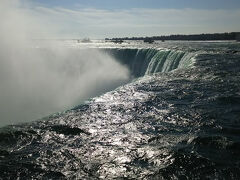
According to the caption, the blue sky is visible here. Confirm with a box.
[33,0,240,10]
[20,0,240,38]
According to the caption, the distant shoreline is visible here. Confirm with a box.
[106,32,240,42]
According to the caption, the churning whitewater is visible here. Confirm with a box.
[0,41,240,179]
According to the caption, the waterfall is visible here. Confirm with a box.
[103,48,196,77]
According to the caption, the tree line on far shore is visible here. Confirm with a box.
[106,32,240,41]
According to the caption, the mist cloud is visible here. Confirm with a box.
[0,1,130,127]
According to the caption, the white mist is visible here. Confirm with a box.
[0,1,130,127]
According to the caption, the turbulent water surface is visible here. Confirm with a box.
[0,41,240,179]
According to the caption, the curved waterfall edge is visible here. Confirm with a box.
[102,48,197,78]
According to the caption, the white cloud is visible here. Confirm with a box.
[19,4,240,38]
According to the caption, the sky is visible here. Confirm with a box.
[32,0,240,10]
[20,0,240,38]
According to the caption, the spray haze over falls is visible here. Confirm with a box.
[0,38,196,127]
[0,1,196,127]
[0,44,133,127]
[0,1,132,127]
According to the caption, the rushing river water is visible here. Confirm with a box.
[0,41,240,179]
